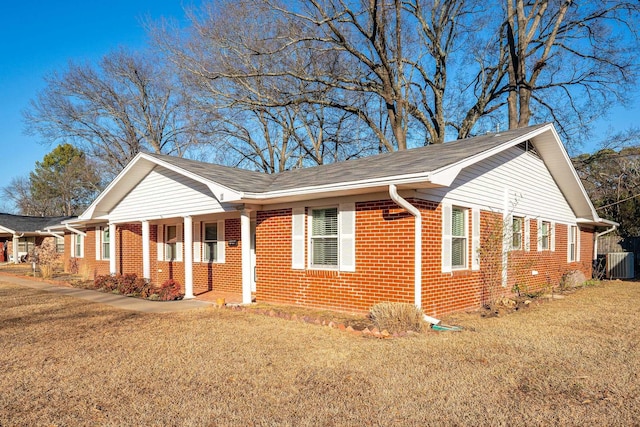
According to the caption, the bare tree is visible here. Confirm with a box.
[501,0,639,137]
[24,48,206,175]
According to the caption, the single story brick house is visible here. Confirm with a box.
[0,214,71,263]
[49,123,615,316]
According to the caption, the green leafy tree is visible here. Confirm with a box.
[28,144,102,216]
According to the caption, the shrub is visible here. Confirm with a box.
[94,275,119,292]
[369,302,425,333]
[156,279,184,301]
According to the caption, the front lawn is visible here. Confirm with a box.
[1,280,638,425]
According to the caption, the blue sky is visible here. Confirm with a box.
[0,1,638,209]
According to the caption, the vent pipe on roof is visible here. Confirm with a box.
[388,184,440,325]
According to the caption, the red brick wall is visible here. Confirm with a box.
[255,199,596,316]
[63,221,243,295]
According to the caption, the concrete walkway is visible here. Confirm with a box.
[0,273,213,313]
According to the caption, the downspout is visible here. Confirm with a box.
[388,184,440,325]
[594,224,617,260]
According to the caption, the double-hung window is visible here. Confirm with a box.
[102,227,110,260]
[310,207,339,268]
[55,237,64,254]
[73,234,84,258]
[451,207,467,269]
[568,225,578,262]
[203,223,218,262]
[18,237,35,254]
[541,221,551,250]
[512,217,523,250]
[165,225,177,261]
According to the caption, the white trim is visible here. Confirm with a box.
[108,223,116,274]
[524,217,531,252]
[183,216,194,299]
[441,203,452,273]
[216,220,225,263]
[471,207,480,271]
[291,207,306,269]
[95,226,101,261]
[193,221,201,263]
[338,202,356,272]
[156,224,164,261]
[142,220,150,280]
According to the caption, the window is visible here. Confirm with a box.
[165,225,177,261]
[541,221,550,250]
[310,207,339,268]
[512,217,523,250]
[569,225,578,262]
[203,223,218,262]
[451,207,467,269]
[73,234,84,258]
[55,237,64,254]
[102,227,110,260]
[17,237,35,253]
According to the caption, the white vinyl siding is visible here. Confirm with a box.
[110,167,225,222]
[420,147,575,224]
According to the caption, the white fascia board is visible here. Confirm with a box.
[576,217,619,227]
[79,152,151,220]
[0,225,16,234]
[241,172,437,202]
[536,125,600,221]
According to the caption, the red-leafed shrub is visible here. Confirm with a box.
[156,279,184,301]
[94,274,119,292]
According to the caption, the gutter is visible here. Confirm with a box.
[65,224,87,237]
[388,184,440,325]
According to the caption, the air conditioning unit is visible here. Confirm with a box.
[606,252,634,279]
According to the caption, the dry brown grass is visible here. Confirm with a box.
[1,280,639,426]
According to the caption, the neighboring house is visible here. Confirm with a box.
[0,214,71,263]
[50,123,615,316]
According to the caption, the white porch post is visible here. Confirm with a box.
[142,220,150,280]
[241,209,252,304]
[183,215,194,299]
[109,223,117,275]
[12,235,18,264]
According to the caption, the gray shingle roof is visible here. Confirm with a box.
[148,124,548,194]
[0,213,75,234]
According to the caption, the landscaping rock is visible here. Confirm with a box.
[562,270,587,289]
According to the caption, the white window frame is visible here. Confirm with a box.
[101,227,110,260]
[512,216,524,250]
[73,234,84,258]
[55,236,64,254]
[202,222,226,263]
[309,206,339,269]
[541,221,551,251]
[568,225,578,262]
[165,225,178,262]
[18,237,35,254]
[451,207,468,270]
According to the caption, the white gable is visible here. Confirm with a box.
[109,166,225,222]
[420,146,575,223]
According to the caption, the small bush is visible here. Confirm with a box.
[156,279,184,301]
[94,274,119,292]
[369,302,425,333]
